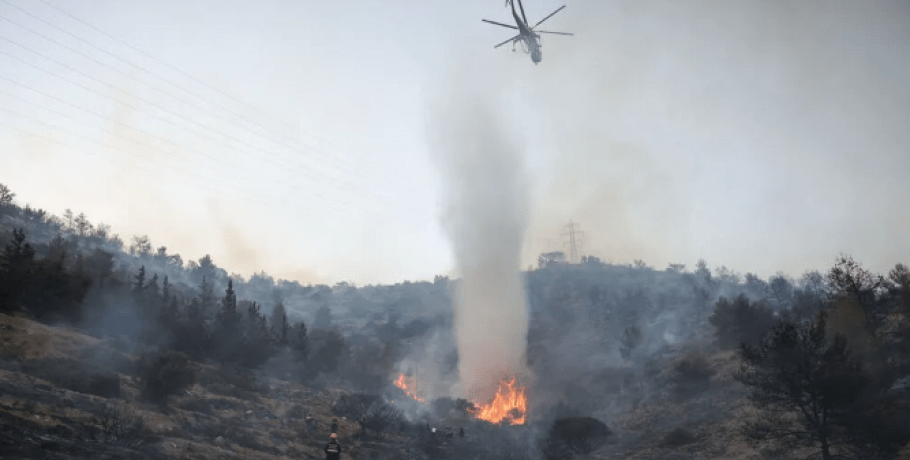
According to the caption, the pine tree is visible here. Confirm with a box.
[131,266,146,298]
[146,273,160,305]
[186,298,203,323]
[737,313,868,460]
[62,209,74,232]
[198,276,216,322]
[218,280,238,323]
[0,229,35,312]
[272,302,289,345]
[74,212,92,237]
[161,276,170,304]
[0,183,15,207]
[212,280,241,365]
[289,321,309,361]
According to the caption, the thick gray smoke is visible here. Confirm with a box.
[428,82,531,402]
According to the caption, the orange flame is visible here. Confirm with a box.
[394,373,425,402]
[469,375,528,425]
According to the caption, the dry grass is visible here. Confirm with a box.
[0,312,100,361]
[0,311,794,460]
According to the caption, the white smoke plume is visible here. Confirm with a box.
[427,80,531,402]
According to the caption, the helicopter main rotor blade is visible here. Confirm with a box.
[494,35,520,49]
[516,0,529,26]
[482,19,518,30]
[536,30,574,36]
[532,5,566,29]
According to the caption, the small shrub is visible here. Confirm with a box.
[92,404,148,448]
[181,416,227,440]
[178,398,214,416]
[498,438,532,460]
[206,383,244,399]
[334,393,381,418]
[543,417,611,460]
[363,399,405,439]
[710,295,776,349]
[285,404,306,419]
[87,373,121,398]
[228,368,265,393]
[229,427,268,452]
[661,427,696,447]
[670,352,714,400]
[138,350,195,404]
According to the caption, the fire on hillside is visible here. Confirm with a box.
[469,375,528,425]
[392,373,528,425]
[394,373,425,402]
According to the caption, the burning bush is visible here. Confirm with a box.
[430,396,476,419]
[470,375,528,425]
[542,417,612,460]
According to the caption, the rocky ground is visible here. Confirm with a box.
[3,312,908,460]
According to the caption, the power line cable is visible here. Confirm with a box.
[0,29,321,180]
[0,2,437,227]
[3,0,402,194]
[0,47,371,207]
[0,85,245,187]
[24,0,427,197]
[0,108,432,230]
[0,83,438,232]
[0,105,247,194]
[0,25,427,217]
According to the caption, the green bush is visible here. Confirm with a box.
[138,350,195,404]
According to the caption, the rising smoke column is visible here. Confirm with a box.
[428,87,531,402]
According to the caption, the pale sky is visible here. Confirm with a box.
[1,0,908,285]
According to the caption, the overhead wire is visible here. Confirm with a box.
[0,108,248,202]
[0,17,433,223]
[0,84,241,187]
[0,106,436,231]
[0,45,379,210]
[0,1,440,229]
[30,0,426,194]
[0,9,365,191]
[9,0,428,199]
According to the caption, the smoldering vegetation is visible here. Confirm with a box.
[1,185,910,460]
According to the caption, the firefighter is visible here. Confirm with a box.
[359,414,368,438]
[325,433,342,460]
[330,418,339,434]
[459,427,465,439]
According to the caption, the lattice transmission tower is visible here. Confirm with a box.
[561,220,584,263]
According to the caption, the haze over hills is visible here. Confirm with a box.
[2,0,908,285]
[1,186,909,460]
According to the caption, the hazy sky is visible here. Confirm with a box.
[1,0,908,285]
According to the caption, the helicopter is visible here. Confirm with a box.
[482,0,573,65]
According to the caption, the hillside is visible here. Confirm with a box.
[5,310,906,460]
[2,192,910,460]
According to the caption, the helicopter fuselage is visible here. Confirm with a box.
[509,0,542,63]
